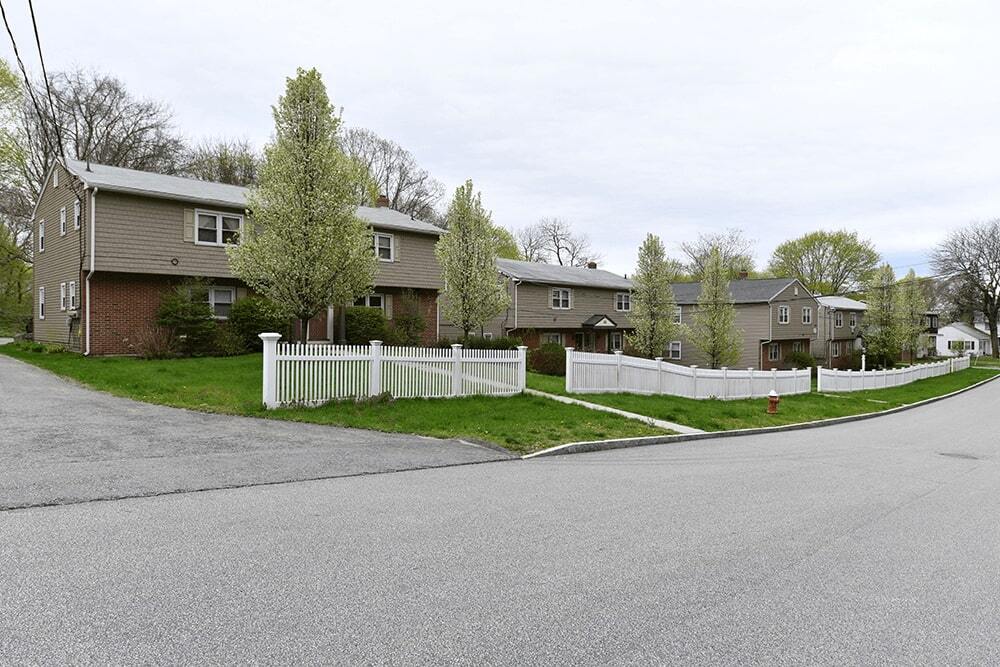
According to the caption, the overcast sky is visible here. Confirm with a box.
[5,1,999,276]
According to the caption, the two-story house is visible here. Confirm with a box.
[814,295,866,368]
[31,159,444,355]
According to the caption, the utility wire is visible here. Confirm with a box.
[27,0,64,158]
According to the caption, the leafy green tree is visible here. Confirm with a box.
[183,137,261,186]
[895,269,929,361]
[492,225,523,260]
[688,247,742,368]
[680,228,755,280]
[768,230,880,294]
[627,234,680,358]
[861,264,900,367]
[436,180,510,337]
[228,68,377,341]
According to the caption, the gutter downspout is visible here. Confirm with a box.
[84,187,97,355]
[760,303,773,370]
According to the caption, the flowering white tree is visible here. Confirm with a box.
[228,68,376,341]
[895,268,929,362]
[436,180,510,338]
[688,246,742,368]
[627,234,680,358]
[861,264,900,367]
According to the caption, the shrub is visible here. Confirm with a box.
[213,322,249,356]
[529,342,566,376]
[156,280,217,356]
[345,306,388,344]
[228,296,291,351]
[134,325,177,359]
[785,350,816,371]
[390,290,426,347]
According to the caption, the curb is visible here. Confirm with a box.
[522,371,1000,459]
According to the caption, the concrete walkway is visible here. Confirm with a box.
[525,387,705,434]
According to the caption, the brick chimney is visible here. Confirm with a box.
[586,261,598,269]
[375,194,390,208]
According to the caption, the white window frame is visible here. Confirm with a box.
[832,341,842,357]
[38,221,44,252]
[482,332,494,340]
[194,209,243,247]
[206,286,235,319]
[673,306,682,324]
[69,281,77,310]
[802,306,812,325]
[835,311,843,328]
[668,340,682,360]
[355,293,387,314]
[60,282,67,311]
[60,207,67,235]
[778,305,789,324]
[614,292,631,312]
[792,340,803,353]
[768,342,780,361]
[849,313,857,328]
[542,332,563,346]
[551,287,572,310]
[73,200,81,230]
[373,232,394,262]
[38,286,45,320]
[610,331,624,351]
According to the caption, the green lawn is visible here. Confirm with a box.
[528,368,999,432]
[0,345,665,454]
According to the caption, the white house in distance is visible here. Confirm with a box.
[936,322,992,356]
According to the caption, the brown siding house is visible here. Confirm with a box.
[31,160,444,354]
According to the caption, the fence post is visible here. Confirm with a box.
[615,350,623,390]
[517,346,528,392]
[565,347,575,393]
[655,357,664,394]
[816,365,823,392]
[949,357,954,374]
[861,353,866,372]
[748,367,755,398]
[259,333,282,409]
[690,365,698,398]
[771,367,778,392]
[722,367,728,400]
[451,343,463,396]
[369,340,382,396]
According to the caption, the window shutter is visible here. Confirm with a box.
[183,209,194,242]
[236,286,248,300]
[392,235,400,261]
[384,294,393,320]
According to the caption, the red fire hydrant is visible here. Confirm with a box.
[767,390,780,414]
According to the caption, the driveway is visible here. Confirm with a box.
[3,368,1000,663]
[0,355,512,510]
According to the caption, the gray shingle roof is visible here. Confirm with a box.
[670,278,801,304]
[63,159,443,236]
[817,295,868,311]
[496,258,633,290]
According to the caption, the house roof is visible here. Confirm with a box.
[817,295,868,311]
[944,322,990,339]
[496,258,633,290]
[62,159,443,236]
[670,278,803,304]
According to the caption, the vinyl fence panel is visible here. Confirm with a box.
[260,335,527,408]
[565,348,810,400]
[816,356,969,393]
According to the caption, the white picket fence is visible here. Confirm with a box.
[565,348,811,400]
[259,334,527,408]
[817,355,969,393]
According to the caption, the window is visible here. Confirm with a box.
[966,340,976,351]
[551,288,571,309]
[832,341,842,357]
[38,287,45,319]
[778,306,789,324]
[38,221,44,252]
[542,333,563,345]
[667,340,682,360]
[205,287,234,318]
[768,342,780,361]
[195,210,243,246]
[53,170,58,187]
[60,282,67,311]
[673,306,682,324]
[835,311,843,328]
[373,233,393,261]
[610,331,624,351]
[60,207,67,235]
[802,306,812,325]
[355,294,386,313]
[792,341,803,353]
[615,292,631,312]
[849,313,857,328]
[69,281,77,310]
[482,332,494,340]
[73,200,81,230]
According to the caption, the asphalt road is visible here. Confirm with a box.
[0,355,511,510]
[2,374,999,664]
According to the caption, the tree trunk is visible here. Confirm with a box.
[990,313,999,359]
[298,317,310,343]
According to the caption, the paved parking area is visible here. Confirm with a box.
[0,355,512,509]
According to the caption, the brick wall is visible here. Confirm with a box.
[89,272,177,355]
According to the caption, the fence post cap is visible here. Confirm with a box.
[690,365,698,369]
[655,356,663,361]
[565,347,575,351]
[258,332,282,341]
[451,343,463,350]
[370,339,383,346]
[721,366,728,370]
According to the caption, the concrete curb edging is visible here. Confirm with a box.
[522,372,1000,459]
